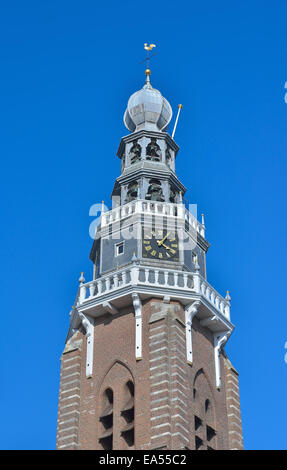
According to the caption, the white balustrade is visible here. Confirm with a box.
[197,279,230,321]
[76,265,230,321]
[100,200,205,237]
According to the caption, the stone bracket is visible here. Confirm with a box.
[185,301,200,365]
[200,315,216,327]
[214,331,230,389]
[132,293,142,361]
[103,301,119,315]
[79,312,94,378]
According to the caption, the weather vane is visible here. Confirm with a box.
[142,43,156,72]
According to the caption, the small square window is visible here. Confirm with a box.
[115,242,124,256]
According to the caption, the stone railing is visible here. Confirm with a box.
[76,264,230,321]
[100,200,205,238]
[199,278,230,320]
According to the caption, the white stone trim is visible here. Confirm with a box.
[151,413,170,421]
[60,372,81,381]
[150,371,169,380]
[151,422,171,430]
[58,442,78,449]
[149,331,166,341]
[151,388,169,396]
[214,331,230,389]
[132,293,142,360]
[151,404,171,413]
[171,414,189,425]
[60,394,80,402]
[184,301,200,365]
[151,397,170,406]
[151,380,169,388]
[59,410,80,418]
[150,346,169,355]
[171,432,189,443]
[79,312,94,377]
[151,432,171,440]
[58,434,78,442]
[61,356,79,364]
[58,425,78,434]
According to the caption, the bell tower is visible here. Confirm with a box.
[56,59,243,451]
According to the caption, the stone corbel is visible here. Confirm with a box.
[79,312,94,378]
[185,301,200,365]
[132,293,142,361]
[200,315,216,327]
[214,331,230,389]
[103,301,119,316]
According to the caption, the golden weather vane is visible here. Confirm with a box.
[142,43,156,72]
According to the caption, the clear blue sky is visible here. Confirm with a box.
[1,0,287,450]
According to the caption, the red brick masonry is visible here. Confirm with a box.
[56,299,243,450]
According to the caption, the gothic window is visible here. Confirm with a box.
[97,363,135,450]
[120,381,135,447]
[145,179,165,202]
[129,141,141,165]
[125,181,139,203]
[193,369,217,450]
[99,388,114,450]
[146,138,162,162]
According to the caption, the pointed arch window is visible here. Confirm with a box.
[121,380,135,447]
[193,369,217,450]
[99,388,114,450]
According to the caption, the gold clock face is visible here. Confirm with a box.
[142,228,179,262]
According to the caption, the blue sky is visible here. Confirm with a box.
[1,0,287,450]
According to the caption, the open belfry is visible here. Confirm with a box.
[56,46,243,451]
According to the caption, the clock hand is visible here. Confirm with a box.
[157,232,170,246]
[161,243,172,250]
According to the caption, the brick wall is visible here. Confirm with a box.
[56,299,243,450]
[56,331,83,449]
[223,356,244,449]
[148,301,190,449]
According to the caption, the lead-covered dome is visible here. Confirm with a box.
[124,70,173,133]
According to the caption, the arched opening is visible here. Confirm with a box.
[145,178,164,202]
[98,362,135,450]
[129,140,141,165]
[193,369,217,450]
[121,380,135,447]
[125,181,139,203]
[146,138,161,162]
[99,388,113,450]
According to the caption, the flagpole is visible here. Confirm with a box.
[172,104,183,139]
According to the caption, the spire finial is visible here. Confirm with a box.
[145,67,151,83]
[143,43,156,79]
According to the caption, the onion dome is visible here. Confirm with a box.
[124,69,173,133]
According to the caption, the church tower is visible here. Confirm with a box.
[56,59,243,451]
